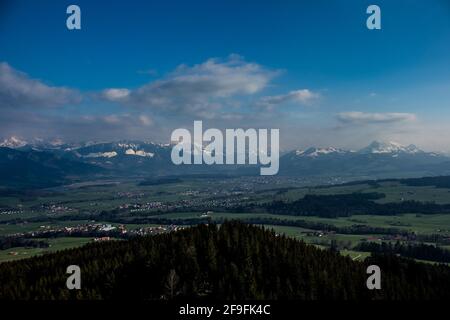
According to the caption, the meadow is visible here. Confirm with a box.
[1,177,450,263]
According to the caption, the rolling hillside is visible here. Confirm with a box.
[1,221,450,300]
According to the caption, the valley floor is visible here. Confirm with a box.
[1,176,450,265]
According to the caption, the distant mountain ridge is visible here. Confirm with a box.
[295,146,350,158]
[1,137,450,188]
[1,136,443,156]
[0,136,28,149]
[0,147,103,188]
[358,141,425,155]
[281,141,450,179]
[293,141,434,157]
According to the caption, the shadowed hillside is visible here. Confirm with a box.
[1,221,450,300]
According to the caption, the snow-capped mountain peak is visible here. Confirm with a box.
[292,141,428,158]
[0,136,28,148]
[295,147,348,157]
[48,138,65,146]
[358,141,423,154]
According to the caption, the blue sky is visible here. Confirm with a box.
[1,0,450,150]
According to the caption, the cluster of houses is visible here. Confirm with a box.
[0,209,24,216]
[7,223,182,243]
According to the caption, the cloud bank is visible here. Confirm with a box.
[256,89,320,110]
[101,55,278,116]
[0,62,81,109]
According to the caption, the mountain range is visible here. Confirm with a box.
[280,141,450,179]
[2,136,450,188]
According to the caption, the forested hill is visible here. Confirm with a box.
[1,221,450,300]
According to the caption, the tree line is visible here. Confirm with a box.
[0,237,49,250]
[355,241,450,263]
[1,221,450,300]
[231,193,450,218]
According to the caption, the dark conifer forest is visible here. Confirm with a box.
[355,241,450,263]
[1,221,450,300]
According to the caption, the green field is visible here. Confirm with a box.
[1,177,450,263]
[0,237,93,263]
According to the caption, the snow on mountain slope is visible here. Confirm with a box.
[293,141,426,158]
[84,151,118,158]
[358,141,423,154]
[125,149,154,157]
[0,136,28,148]
[295,147,349,157]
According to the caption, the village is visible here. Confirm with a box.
[3,222,183,255]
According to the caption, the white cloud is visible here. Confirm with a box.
[101,88,130,101]
[101,55,278,115]
[256,89,320,110]
[337,112,417,124]
[0,62,81,108]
